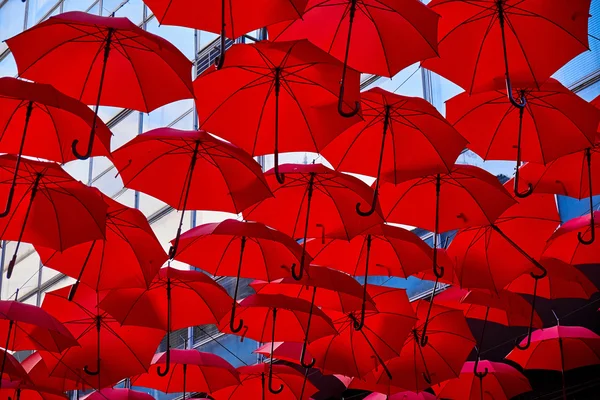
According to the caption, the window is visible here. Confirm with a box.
[0,0,26,42]
[146,17,196,60]
[26,0,60,27]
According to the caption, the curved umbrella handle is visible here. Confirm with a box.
[578,148,595,245]
[355,197,377,217]
[268,308,285,394]
[158,278,172,376]
[578,228,595,245]
[337,0,360,118]
[515,268,545,351]
[229,310,244,333]
[274,160,285,185]
[156,348,171,377]
[268,375,284,395]
[292,174,315,281]
[473,358,489,379]
[338,96,360,118]
[353,235,372,331]
[300,287,317,368]
[83,360,100,376]
[72,131,96,161]
[230,237,246,333]
[215,0,226,70]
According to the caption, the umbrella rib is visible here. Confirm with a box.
[42,105,69,164]
[358,4,393,77]
[197,142,241,212]
[327,1,353,54]
[450,91,506,126]
[503,16,540,89]
[249,77,276,156]
[333,112,384,169]
[0,100,28,143]
[318,183,352,240]
[112,34,150,112]
[482,103,516,160]
[468,12,499,94]
[435,3,497,45]
[278,79,319,151]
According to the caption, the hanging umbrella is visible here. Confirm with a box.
[269,0,439,116]
[20,353,86,394]
[0,156,107,279]
[518,144,600,244]
[99,267,232,377]
[219,294,336,395]
[305,223,431,330]
[414,248,459,286]
[41,284,165,389]
[506,325,600,400]
[434,361,532,400]
[544,211,600,266]
[322,88,467,215]
[6,11,193,160]
[307,285,417,379]
[131,350,240,399]
[144,0,307,68]
[82,389,154,400]
[446,79,598,198]
[254,342,315,366]
[364,392,436,400]
[0,381,67,400]
[211,364,318,400]
[111,128,272,260]
[422,0,590,94]
[340,375,405,397]
[244,163,383,280]
[36,191,168,300]
[0,77,111,215]
[194,40,361,181]
[0,349,30,383]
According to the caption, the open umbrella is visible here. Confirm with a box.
[194,40,361,181]
[0,380,66,400]
[111,128,272,260]
[364,392,436,400]
[0,77,111,215]
[99,267,232,377]
[446,79,598,198]
[82,389,153,400]
[0,349,29,384]
[6,11,193,159]
[269,0,439,116]
[244,163,383,280]
[20,353,85,394]
[36,191,168,300]
[321,88,467,215]
[0,156,107,279]
[544,211,600,266]
[254,342,314,366]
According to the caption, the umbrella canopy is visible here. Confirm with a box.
[544,211,600,265]
[253,342,315,366]
[0,381,66,400]
[82,389,154,400]
[0,348,30,383]
[20,353,84,394]
[364,392,436,400]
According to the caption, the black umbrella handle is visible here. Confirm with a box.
[513,106,533,198]
[157,278,172,376]
[273,67,285,184]
[578,148,595,245]
[432,174,445,279]
[84,316,101,376]
[412,329,434,385]
[0,320,13,388]
[300,287,317,368]
[69,241,97,301]
[349,314,392,380]
[353,235,371,331]
[515,275,541,351]
[268,308,284,394]
[473,307,490,379]
[338,0,360,118]
[229,237,246,333]
[215,0,226,70]
[497,4,527,110]
[292,174,315,281]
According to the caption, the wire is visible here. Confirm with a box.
[196,326,249,366]
[392,66,422,93]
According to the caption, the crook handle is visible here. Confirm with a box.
[274,159,285,185]
[356,200,376,217]
[300,287,317,368]
[338,96,360,118]
[156,348,171,377]
[578,229,595,245]
[268,373,284,394]
[473,357,489,379]
[229,309,244,333]
[268,308,284,394]
[337,0,359,118]
[83,363,99,376]
[300,337,316,368]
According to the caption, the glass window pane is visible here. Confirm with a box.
[114,188,136,208]
[92,166,124,198]
[143,100,193,132]
[365,63,424,98]
[0,0,26,42]
[146,17,195,60]
[103,0,143,23]
[111,112,140,151]
[2,245,39,300]
[63,159,90,184]
[0,52,17,78]
[26,0,59,27]
[63,0,97,12]
[138,193,168,217]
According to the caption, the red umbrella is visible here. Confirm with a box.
[544,211,600,266]
[254,342,314,366]
[0,77,111,215]
[422,0,590,94]
[6,11,193,160]
[20,353,85,394]
[244,163,384,280]
[0,349,29,384]
[111,128,272,259]
[322,88,467,215]
[36,191,168,300]
[0,381,66,400]
[0,156,107,278]
[364,392,436,400]
[269,0,439,116]
[41,284,165,389]
[340,375,405,397]
[506,325,600,400]
[211,364,318,400]
[194,40,361,180]
[518,144,600,244]
[131,350,240,399]
[446,79,598,198]
[82,389,154,400]
[99,267,232,376]
[219,294,335,395]
[305,223,431,330]
[434,361,532,400]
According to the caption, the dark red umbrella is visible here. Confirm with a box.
[269,0,439,116]
[6,11,193,160]
[36,191,167,300]
[83,389,154,400]
[111,128,271,260]
[446,79,598,198]
[434,361,532,400]
[0,381,66,400]
[194,40,361,180]
[422,0,590,94]
[244,163,383,280]
[254,342,314,366]
[364,392,436,400]
[131,350,240,399]
[0,349,29,384]
[544,211,600,266]
[20,353,85,394]
[99,267,232,376]
[0,77,111,216]
[321,88,467,215]
[0,156,107,279]
[41,284,164,389]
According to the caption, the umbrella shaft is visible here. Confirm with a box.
[0,320,13,388]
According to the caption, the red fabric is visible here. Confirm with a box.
[343,376,406,397]
[436,287,542,328]
[446,79,598,164]
[423,0,591,94]
[250,265,374,313]
[41,284,164,389]
[82,389,153,400]
[36,192,167,291]
[305,224,432,278]
[111,128,271,213]
[0,349,30,382]
[378,164,515,231]
[0,156,107,251]
[414,249,460,286]
[131,349,240,394]
[448,193,560,293]
[0,381,66,400]
[0,300,77,353]
[172,219,306,281]
[371,301,475,392]
[243,164,383,240]
[544,211,600,265]
[364,391,436,400]
[99,267,232,331]
[6,12,192,112]
[322,88,467,183]
[269,0,439,77]
[194,41,361,156]
[506,326,600,371]
[253,342,314,366]
[218,293,336,342]
[0,77,110,162]
[505,258,597,300]
[308,285,417,379]
[144,0,307,38]
[434,361,532,400]
[211,364,317,400]
[20,353,84,393]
